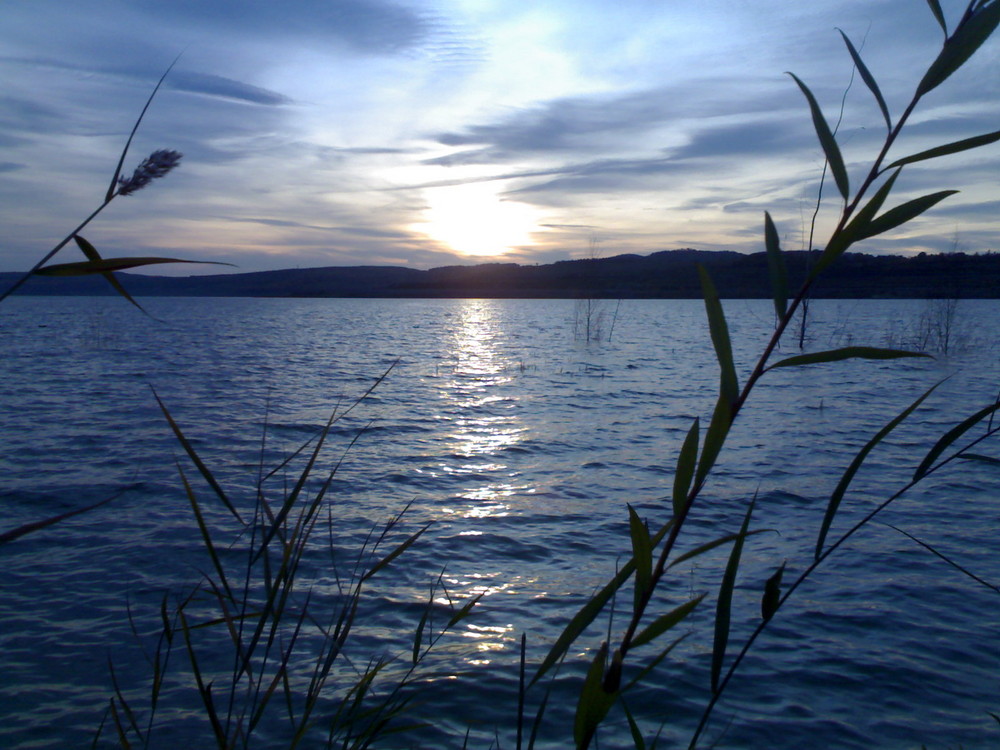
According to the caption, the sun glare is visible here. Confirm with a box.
[419,183,541,257]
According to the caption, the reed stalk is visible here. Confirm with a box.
[533,3,1000,747]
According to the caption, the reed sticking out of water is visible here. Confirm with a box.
[95,365,483,747]
[532,2,1000,747]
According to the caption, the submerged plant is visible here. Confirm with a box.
[525,2,1000,747]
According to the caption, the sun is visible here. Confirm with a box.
[418,183,541,257]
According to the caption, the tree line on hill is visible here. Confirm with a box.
[4,249,999,299]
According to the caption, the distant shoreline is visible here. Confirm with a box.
[4,249,999,299]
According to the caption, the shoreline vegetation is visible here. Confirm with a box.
[5,248,1000,299]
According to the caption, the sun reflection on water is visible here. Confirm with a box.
[436,572,521,666]
[434,301,532,522]
[427,302,539,667]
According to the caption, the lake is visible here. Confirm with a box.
[1,296,998,749]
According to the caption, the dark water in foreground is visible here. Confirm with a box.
[1,297,998,749]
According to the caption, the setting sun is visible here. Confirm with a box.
[418,183,541,257]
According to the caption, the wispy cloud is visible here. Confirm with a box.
[0,0,997,273]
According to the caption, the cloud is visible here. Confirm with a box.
[432,77,793,160]
[157,0,431,53]
[168,73,292,106]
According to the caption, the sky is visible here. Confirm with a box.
[1,0,998,274]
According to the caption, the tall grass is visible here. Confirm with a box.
[94,369,482,748]
[528,2,1000,746]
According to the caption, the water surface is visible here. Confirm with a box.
[1,297,998,749]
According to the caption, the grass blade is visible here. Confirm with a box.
[788,72,850,201]
[446,590,485,629]
[532,521,673,686]
[622,632,690,693]
[362,523,432,581]
[812,169,901,278]
[886,523,1000,594]
[838,29,892,131]
[760,561,786,622]
[108,657,144,743]
[517,633,527,750]
[628,504,652,610]
[925,0,948,37]
[763,212,788,319]
[667,529,770,571]
[0,489,125,545]
[672,419,699,517]
[917,1,1000,97]
[958,452,1000,466]
[860,190,959,240]
[816,381,941,559]
[767,346,931,370]
[153,389,244,524]
[177,463,235,603]
[631,593,705,649]
[623,701,646,750]
[914,399,1000,480]
[35,256,235,276]
[698,264,738,406]
[712,498,755,693]
[694,394,733,488]
[887,129,1000,169]
[69,235,148,315]
[573,642,616,749]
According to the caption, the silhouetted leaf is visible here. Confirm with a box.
[533,520,674,687]
[914,400,1000,480]
[667,529,769,570]
[363,523,432,581]
[768,346,931,370]
[69,235,148,315]
[628,504,652,611]
[763,212,788,319]
[672,418,699,518]
[789,73,850,201]
[838,29,892,131]
[812,170,901,277]
[0,490,124,545]
[447,591,485,629]
[862,190,959,240]
[35,256,234,276]
[153,390,244,524]
[698,264,738,405]
[712,498,754,693]
[412,595,432,665]
[631,594,705,648]
[761,562,785,622]
[925,0,948,37]
[917,2,1000,96]
[958,452,1000,466]
[816,382,941,559]
[695,394,733,487]
[886,523,1000,594]
[887,129,1000,169]
[573,642,616,748]
[622,701,646,750]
